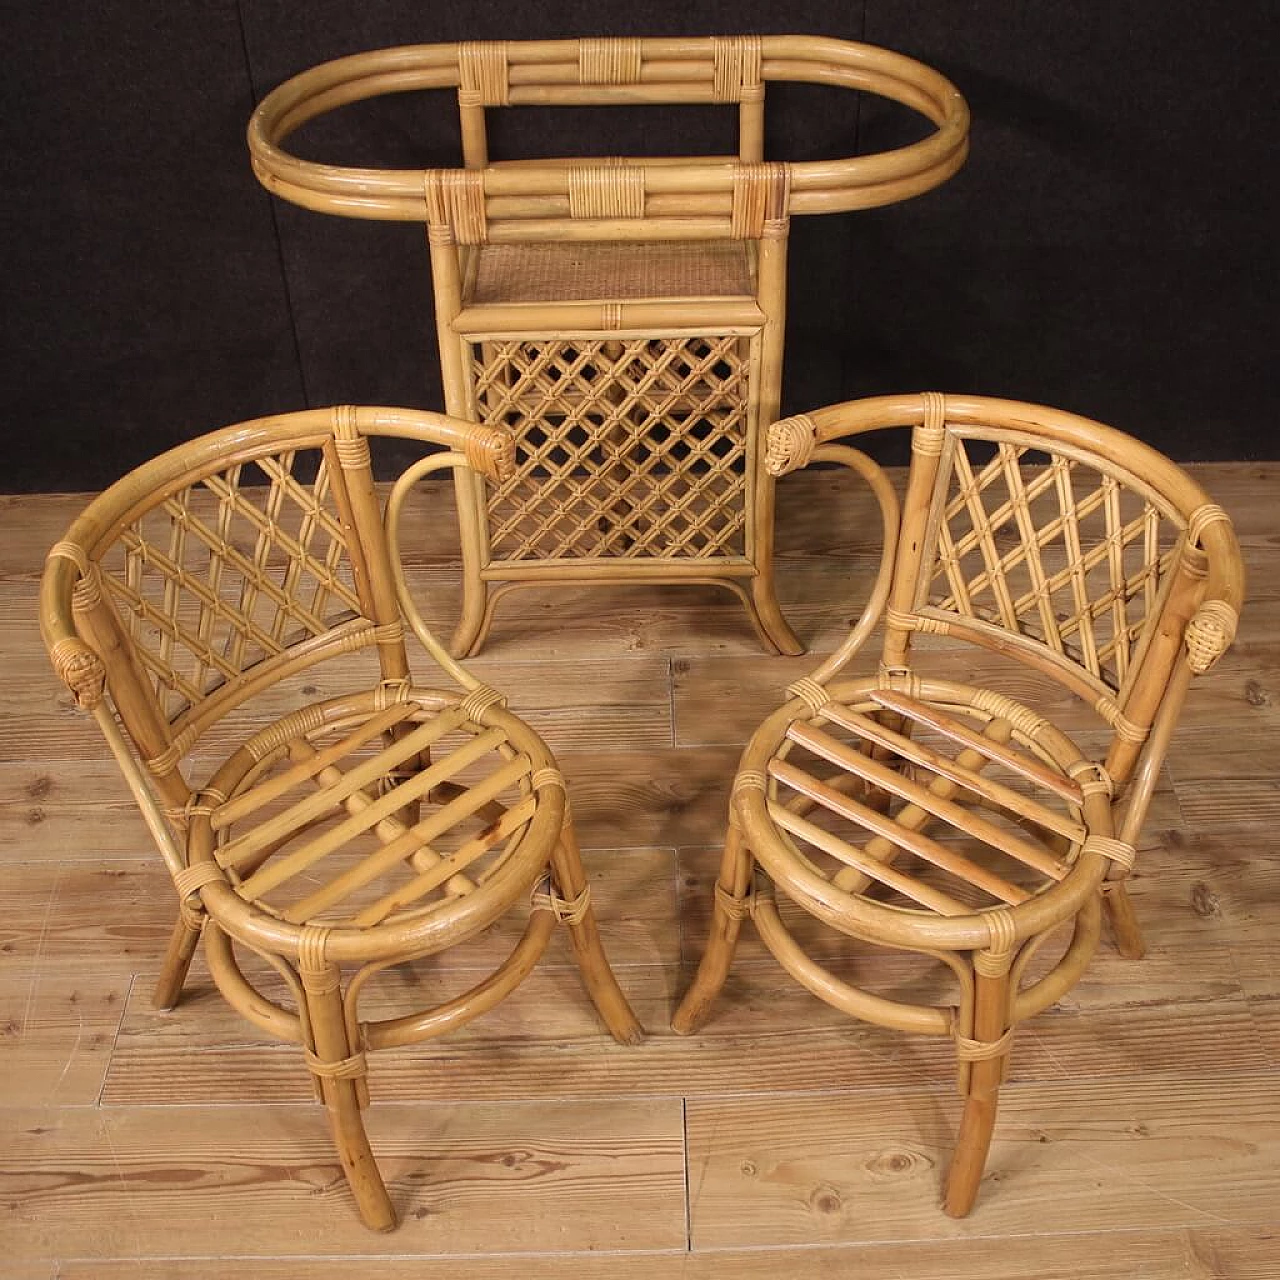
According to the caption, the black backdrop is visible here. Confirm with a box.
[4,1,1277,491]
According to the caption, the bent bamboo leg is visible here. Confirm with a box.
[301,961,396,1232]
[152,908,202,1011]
[1103,881,1146,960]
[747,571,805,656]
[944,955,1013,1217]
[672,823,754,1034]
[549,817,644,1046]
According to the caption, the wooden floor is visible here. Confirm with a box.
[2,464,1278,1278]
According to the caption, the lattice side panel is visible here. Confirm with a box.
[473,335,751,561]
[96,450,364,721]
[923,441,1182,690]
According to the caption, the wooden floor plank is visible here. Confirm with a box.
[46,1226,1280,1278]
[0,969,129,1106]
[685,1075,1280,1249]
[2,1099,686,1260]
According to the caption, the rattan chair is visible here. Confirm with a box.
[248,35,969,656]
[674,393,1243,1216]
[39,406,642,1231]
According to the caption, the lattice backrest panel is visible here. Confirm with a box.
[918,435,1185,695]
[475,335,750,562]
[97,449,365,723]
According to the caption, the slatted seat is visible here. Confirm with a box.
[674,392,1243,1217]
[41,406,642,1232]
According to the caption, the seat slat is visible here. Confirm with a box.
[768,802,971,916]
[281,751,533,922]
[211,702,419,832]
[235,725,507,900]
[820,702,1084,846]
[769,758,1031,906]
[218,706,469,869]
[787,720,1068,880]
[868,689,1084,805]
[352,795,539,927]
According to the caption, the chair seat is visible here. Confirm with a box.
[183,685,558,949]
[740,676,1111,937]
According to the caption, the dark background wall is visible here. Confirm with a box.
[4,1,1277,491]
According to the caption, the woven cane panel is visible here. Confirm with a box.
[475,335,751,562]
[98,451,363,722]
[923,441,1181,691]
[470,241,754,304]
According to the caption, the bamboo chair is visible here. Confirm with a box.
[674,393,1243,1216]
[248,35,970,656]
[39,406,642,1231]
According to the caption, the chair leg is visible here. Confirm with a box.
[449,573,491,659]
[944,955,1012,1218]
[748,573,805,656]
[549,820,644,1046]
[301,962,396,1232]
[945,1083,1003,1218]
[152,907,202,1011]
[672,824,753,1035]
[1103,882,1146,960]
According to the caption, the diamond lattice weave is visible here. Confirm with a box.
[475,335,751,562]
[926,442,1180,689]
[100,451,362,720]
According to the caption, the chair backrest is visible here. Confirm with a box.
[40,406,512,814]
[766,393,1243,786]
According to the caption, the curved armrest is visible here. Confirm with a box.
[765,423,901,688]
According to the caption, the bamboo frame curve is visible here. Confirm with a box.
[38,405,516,733]
[247,35,969,226]
[766,392,1244,622]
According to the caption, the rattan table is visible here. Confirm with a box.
[249,35,969,654]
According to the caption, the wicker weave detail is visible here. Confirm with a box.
[714,880,754,920]
[578,37,642,84]
[99,451,365,723]
[1187,502,1232,547]
[530,877,592,925]
[1066,758,1113,798]
[298,928,335,981]
[48,540,90,573]
[954,1029,1013,1061]
[915,393,947,455]
[459,684,506,724]
[787,676,831,715]
[475,335,750,562]
[1185,599,1239,673]
[173,860,224,900]
[530,766,565,792]
[465,425,516,482]
[470,241,754,304]
[732,163,790,239]
[458,41,509,106]
[711,34,763,101]
[305,1048,368,1080]
[926,442,1182,693]
[569,166,644,220]
[424,169,487,244]
[1083,835,1136,872]
[49,637,106,708]
[733,768,768,796]
[764,414,817,476]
